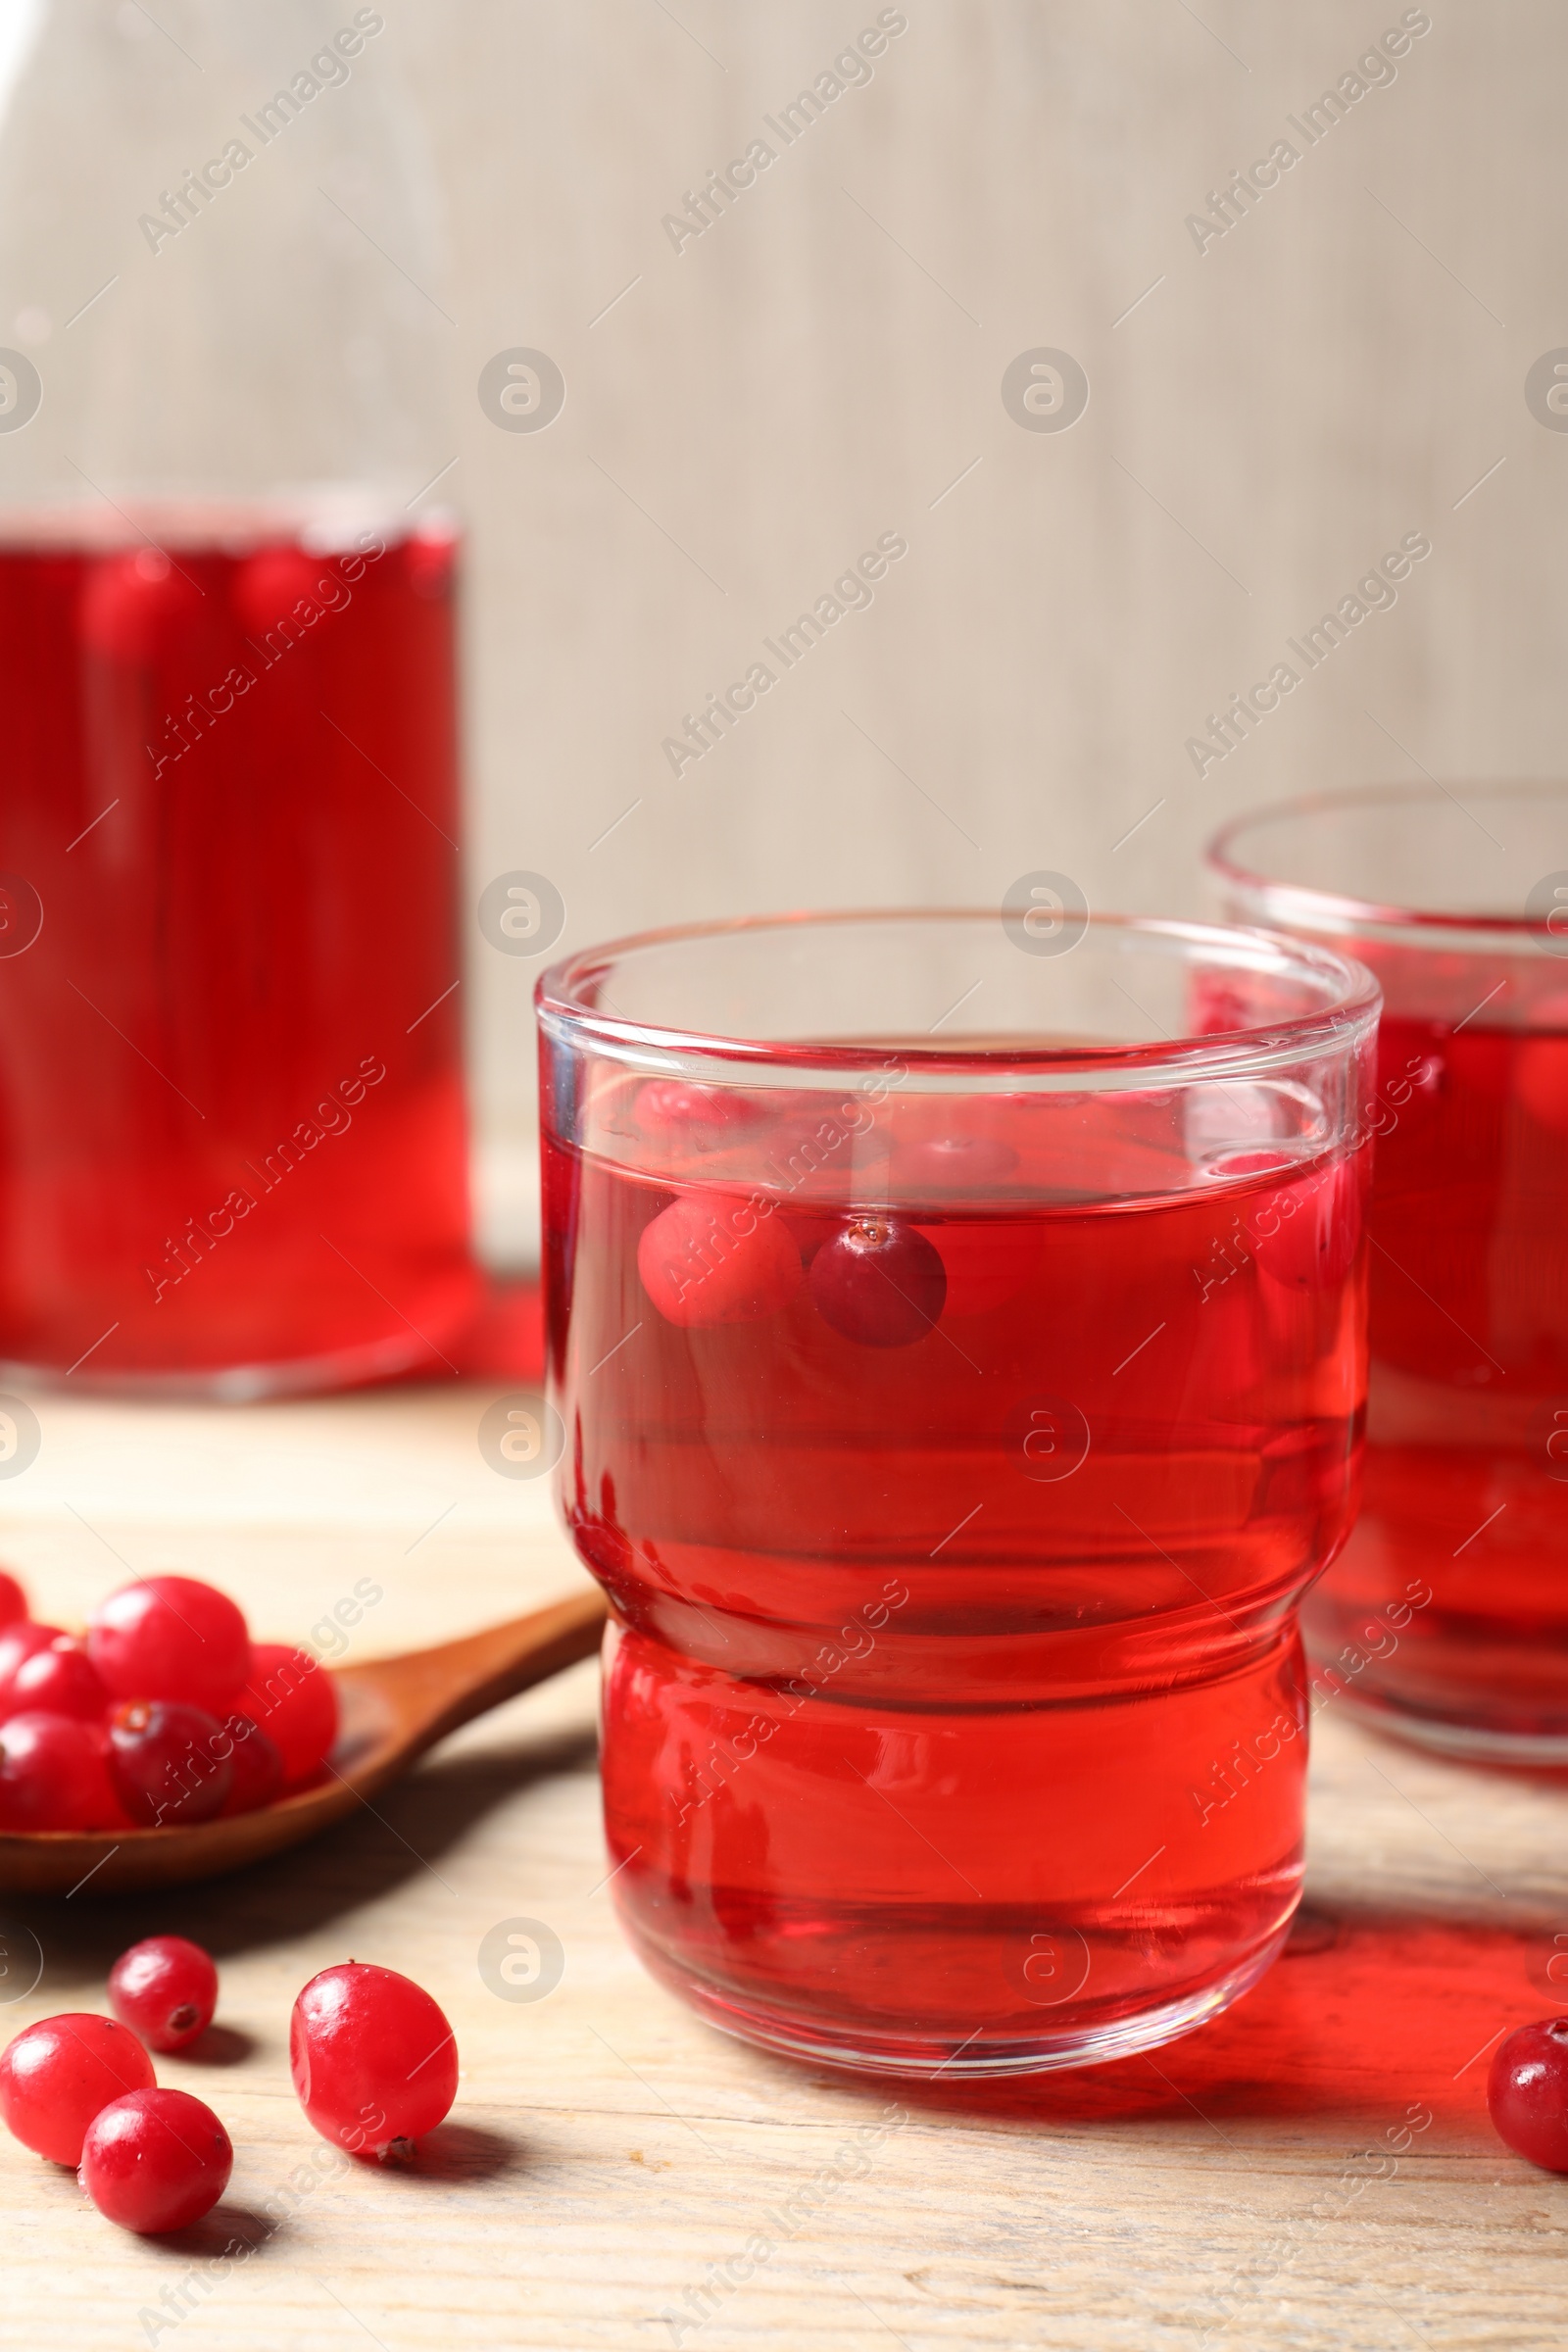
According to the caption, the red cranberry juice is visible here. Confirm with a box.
[0,516,474,1383]
[1305,1014,1568,1738]
[546,1076,1366,2066]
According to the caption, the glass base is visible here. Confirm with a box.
[1336,1688,1568,1766]
[636,1924,1292,2081]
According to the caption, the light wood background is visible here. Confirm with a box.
[0,1383,1562,2350]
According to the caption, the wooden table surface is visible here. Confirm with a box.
[0,1382,1562,2351]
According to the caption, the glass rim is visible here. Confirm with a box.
[535,907,1380,1087]
[1207,779,1568,948]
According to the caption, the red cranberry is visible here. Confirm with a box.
[636,1081,766,1146]
[107,1700,232,1828]
[637,1191,803,1328]
[0,2013,155,2165]
[88,1575,250,1713]
[1,1637,107,1724]
[220,1714,285,1813]
[109,1936,219,2054]
[0,1570,25,1626]
[241,1645,338,1785]
[0,1620,66,1698]
[0,1712,124,1831]
[79,2087,231,2232]
[1489,2018,1568,2170]
[231,543,332,640]
[808,1216,947,1346]
[78,548,203,664]
[290,1961,458,2159]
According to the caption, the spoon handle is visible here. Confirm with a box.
[352,1586,610,1762]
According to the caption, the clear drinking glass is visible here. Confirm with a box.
[1211,782,1568,1758]
[538,910,1377,2076]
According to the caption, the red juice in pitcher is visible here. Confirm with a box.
[539,913,1376,2077]
[0,508,475,1390]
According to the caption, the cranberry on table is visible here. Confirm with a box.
[88,1575,251,1714]
[808,1216,947,1347]
[220,1714,285,1814]
[1489,2018,1568,2171]
[637,1191,803,1328]
[0,1712,125,1832]
[109,1936,219,2054]
[108,1699,231,1828]
[1,1638,108,1724]
[242,1645,338,1786]
[0,2013,155,2164]
[0,1570,25,1626]
[79,2087,231,2232]
[291,1962,458,2159]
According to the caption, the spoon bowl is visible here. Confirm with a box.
[0,1588,609,1897]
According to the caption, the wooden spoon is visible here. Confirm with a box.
[0,1588,609,1898]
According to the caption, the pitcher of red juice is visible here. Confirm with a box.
[1212,784,1568,1757]
[0,0,474,1392]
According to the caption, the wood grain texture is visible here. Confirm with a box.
[0,1383,1562,2350]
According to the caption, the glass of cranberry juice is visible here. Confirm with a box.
[1212,783,1568,1760]
[539,912,1376,2076]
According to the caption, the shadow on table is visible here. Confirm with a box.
[6,1720,600,1983]
[807,1900,1560,2150]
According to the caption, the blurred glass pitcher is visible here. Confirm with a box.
[0,0,475,1394]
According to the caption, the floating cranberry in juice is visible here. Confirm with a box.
[539,914,1376,2074]
[0,509,475,1389]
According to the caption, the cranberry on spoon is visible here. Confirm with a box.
[108,1700,232,1827]
[0,1712,124,1832]
[88,1575,250,1714]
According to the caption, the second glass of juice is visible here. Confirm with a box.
[1213,783,1568,1758]
[540,911,1376,2075]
